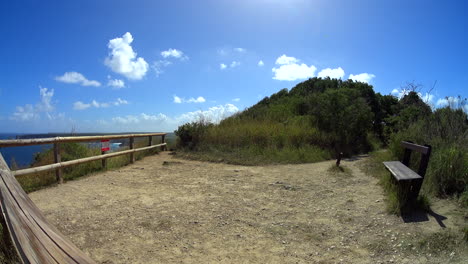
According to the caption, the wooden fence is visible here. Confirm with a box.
[0,132,167,263]
[0,132,167,183]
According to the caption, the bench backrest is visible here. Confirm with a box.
[401,141,432,178]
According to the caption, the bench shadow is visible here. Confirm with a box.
[401,209,447,228]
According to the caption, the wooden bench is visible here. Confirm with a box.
[383,141,432,206]
[0,154,95,263]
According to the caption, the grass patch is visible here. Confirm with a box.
[176,144,331,165]
[327,164,352,177]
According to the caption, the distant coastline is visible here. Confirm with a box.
[0,132,174,168]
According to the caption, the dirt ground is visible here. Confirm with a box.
[29,152,466,264]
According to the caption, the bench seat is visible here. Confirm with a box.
[383,161,422,181]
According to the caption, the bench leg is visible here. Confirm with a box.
[408,178,423,203]
[397,178,424,213]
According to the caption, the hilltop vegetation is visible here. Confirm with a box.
[175,77,467,204]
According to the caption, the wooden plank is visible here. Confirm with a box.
[401,141,430,155]
[12,143,166,177]
[383,161,422,181]
[0,153,96,263]
[0,133,166,147]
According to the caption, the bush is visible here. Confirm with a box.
[174,120,213,149]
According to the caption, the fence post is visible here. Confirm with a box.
[161,135,166,151]
[148,136,152,146]
[53,143,63,183]
[101,150,107,169]
[130,137,135,163]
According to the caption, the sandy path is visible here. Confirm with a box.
[28,152,464,263]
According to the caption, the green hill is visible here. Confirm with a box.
[175,77,467,203]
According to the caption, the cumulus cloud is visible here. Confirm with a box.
[220,63,227,70]
[73,98,129,110]
[419,93,434,104]
[161,48,188,60]
[55,72,101,87]
[436,97,459,108]
[275,55,299,65]
[391,88,406,99]
[391,88,434,104]
[272,55,316,81]
[107,78,125,89]
[234,48,246,53]
[173,95,182,103]
[258,60,264,67]
[317,67,345,79]
[110,104,239,131]
[230,61,240,68]
[349,73,375,83]
[104,32,148,80]
[173,95,206,104]
[11,87,57,121]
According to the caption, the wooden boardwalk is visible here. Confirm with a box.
[0,154,95,263]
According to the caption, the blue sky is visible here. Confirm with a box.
[0,0,466,133]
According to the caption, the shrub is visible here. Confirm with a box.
[174,120,213,149]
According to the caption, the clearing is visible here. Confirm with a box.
[28,152,466,263]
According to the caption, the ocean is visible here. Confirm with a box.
[0,134,51,168]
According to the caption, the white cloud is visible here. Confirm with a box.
[104,32,148,80]
[161,48,188,60]
[419,93,434,104]
[173,95,182,104]
[275,54,299,65]
[391,88,434,104]
[258,60,264,67]
[220,63,227,70]
[114,98,129,106]
[73,101,91,110]
[187,97,206,103]
[317,67,345,79]
[11,87,57,121]
[232,98,240,102]
[107,78,125,89]
[173,95,206,104]
[436,97,459,108]
[11,104,37,121]
[234,48,246,53]
[230,61,240,68]
[110,104,239,131]
[55,72,101,87]
[272,55,316,81]
[73,98,129,110]
[153,60,172,77]
[391,88,406,99]
[349,73,375,83]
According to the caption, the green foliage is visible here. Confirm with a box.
[389,106,468,197]
[175,77,387,164]
[174,120,213,149]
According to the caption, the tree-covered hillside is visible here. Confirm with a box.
[176,77,467,200]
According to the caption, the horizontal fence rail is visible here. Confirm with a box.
[0,132,167,183]
[0,132,166,147]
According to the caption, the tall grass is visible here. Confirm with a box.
[389,107,468,198]
[175,117,333,165]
